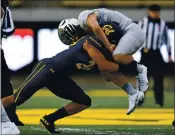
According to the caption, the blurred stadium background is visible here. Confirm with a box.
[2,0,174,134]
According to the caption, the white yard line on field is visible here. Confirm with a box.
[26,126,167,135]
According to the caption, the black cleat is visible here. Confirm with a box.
[40,115,60,134]
[172,120,175,126]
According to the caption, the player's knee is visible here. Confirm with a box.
[14,97,24,106]
[1,95,15,108]
[9,95,15,103]
[82,95,91,107]
[86,96,92,107]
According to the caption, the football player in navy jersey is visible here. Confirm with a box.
[58,18,145,115]
[2,19,144,133]
[1,34,121,133]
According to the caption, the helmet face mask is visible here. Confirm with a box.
[58,31,72,45]
[58,18,80,45]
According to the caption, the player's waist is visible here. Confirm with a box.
[31,59,66,76]
[32,58,55,72]
[122,22,137,33]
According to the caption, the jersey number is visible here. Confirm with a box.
[76,60,95,71]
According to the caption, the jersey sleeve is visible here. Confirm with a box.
[162,23,171,56]
[78,10,98,31]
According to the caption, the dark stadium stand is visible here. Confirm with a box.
[11,0,174,8]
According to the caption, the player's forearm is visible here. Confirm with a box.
[102,72,128,87]
[93,26,111,51]
[98,60,119,72]
[83,42,118,72]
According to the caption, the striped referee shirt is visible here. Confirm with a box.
[139,16,171,55]
[1,7,15,39]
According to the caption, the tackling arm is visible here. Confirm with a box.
[83,41,119,72]
[163,25,171,61]
[101,72,128,87]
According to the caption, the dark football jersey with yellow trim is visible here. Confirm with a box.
[42,35,113,75]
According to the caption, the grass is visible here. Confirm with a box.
[19,125,174,135]
[17,90,174,109]
[15,89,174,135]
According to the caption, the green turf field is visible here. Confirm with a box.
[15,89,174,135]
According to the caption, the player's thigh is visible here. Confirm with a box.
[113,29,145,55]
[47,76,91,106]
[14,61,49,106]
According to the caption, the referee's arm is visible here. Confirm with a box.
[162,25,172,62]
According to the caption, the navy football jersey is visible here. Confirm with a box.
[43,35,113,75]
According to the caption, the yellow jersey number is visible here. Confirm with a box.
[76,60,95,71]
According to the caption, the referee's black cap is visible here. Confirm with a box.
[149,4,161,11]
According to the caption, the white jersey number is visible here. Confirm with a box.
[76,60,95,71]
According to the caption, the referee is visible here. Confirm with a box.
[138,4,172,107]
[1,0,23,126]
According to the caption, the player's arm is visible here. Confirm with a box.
[83,41,119,72]
[87,14,112,52]
[162,25,172,62]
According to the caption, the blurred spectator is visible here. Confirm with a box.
[138,4,172,107]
